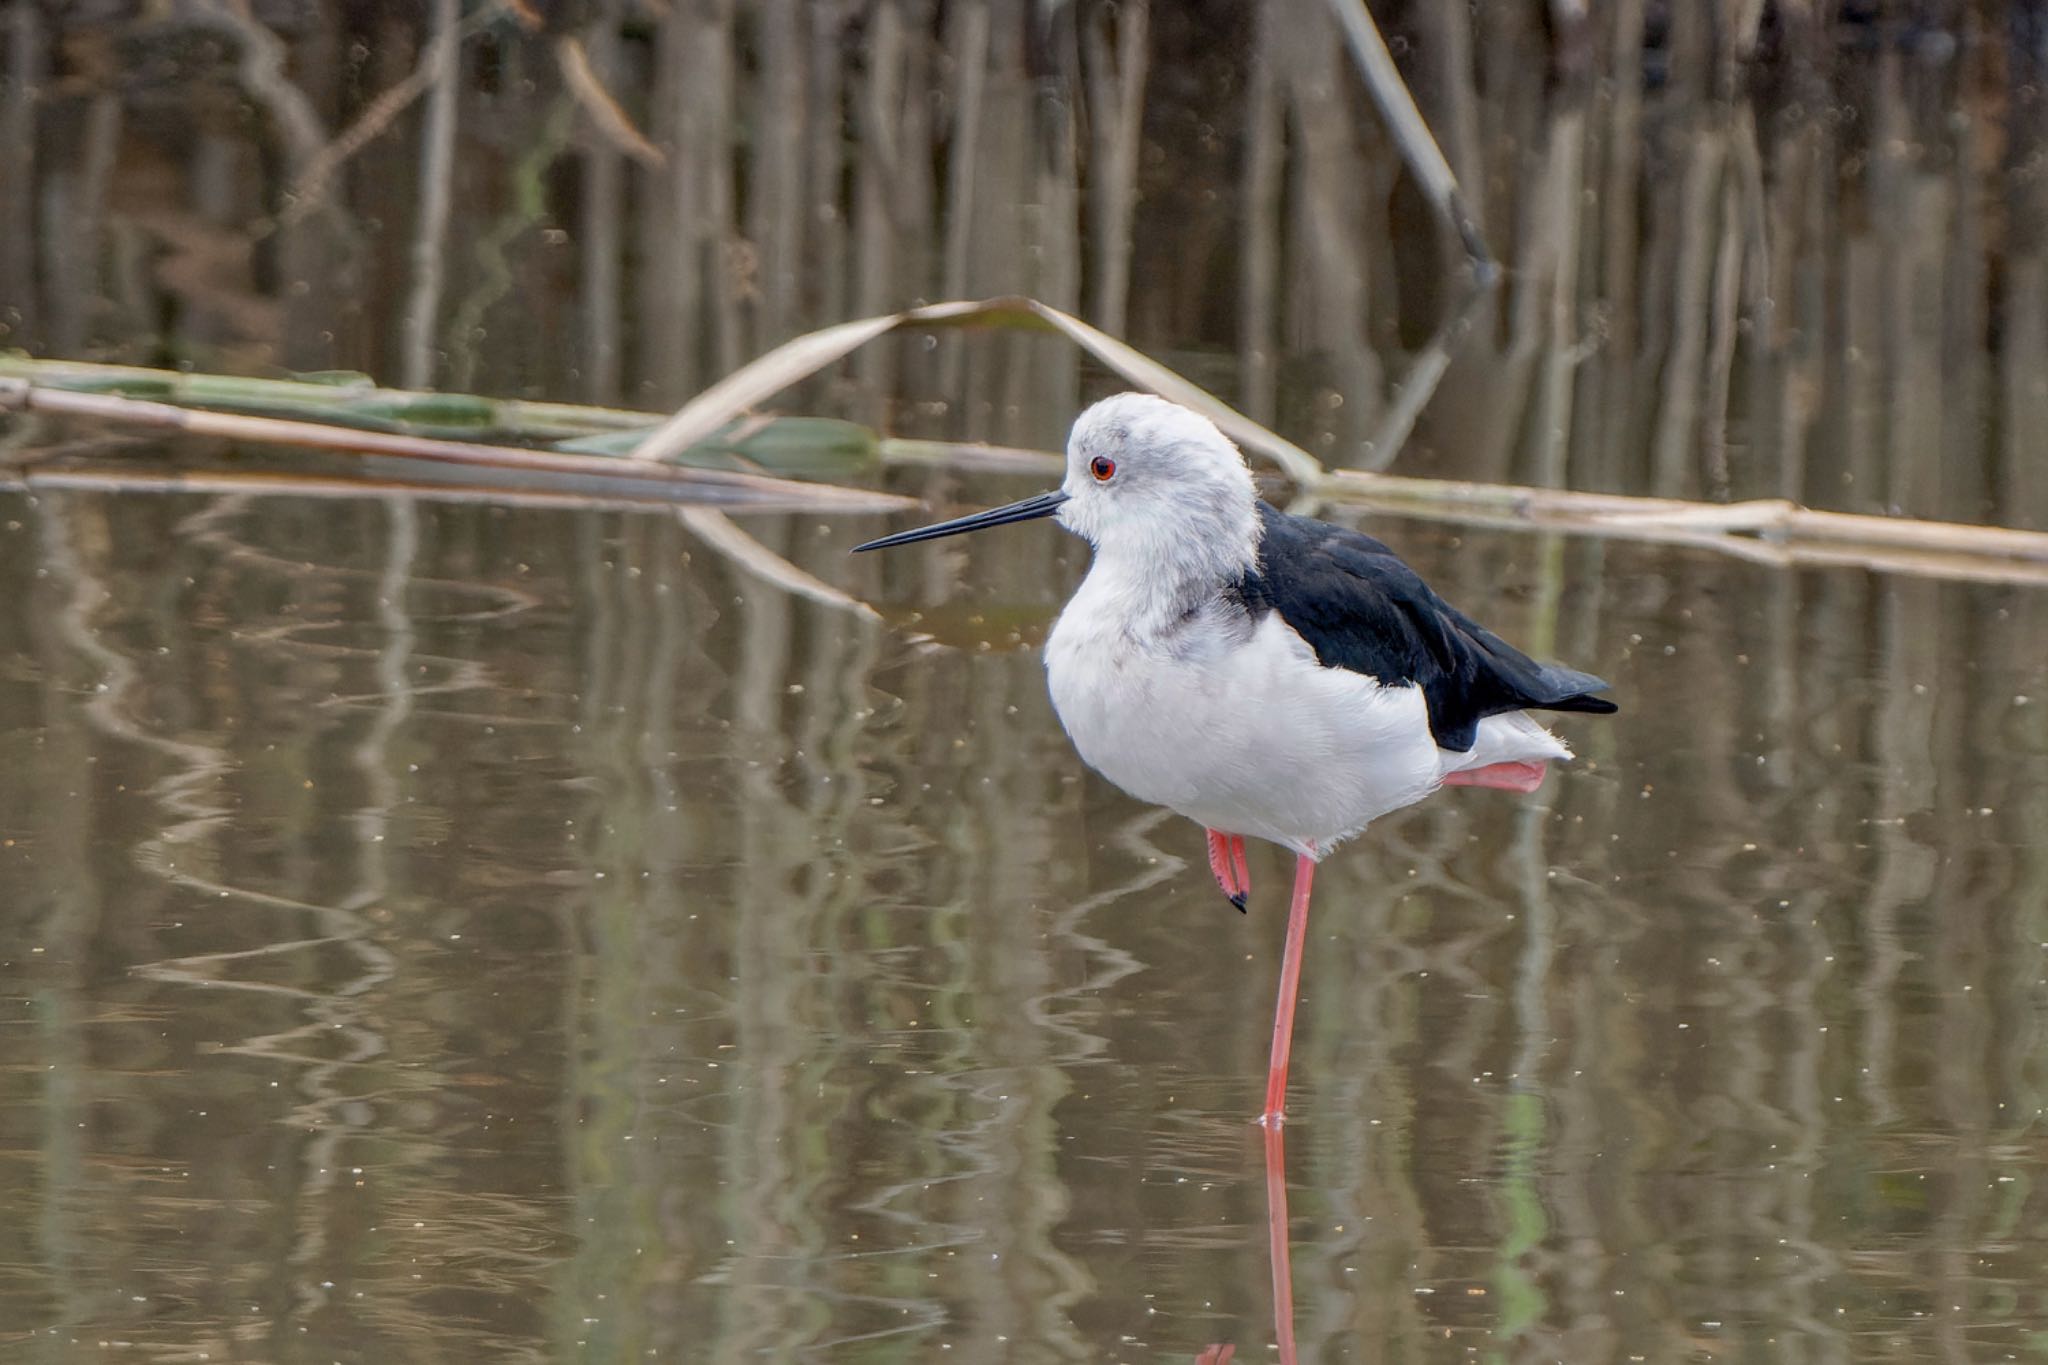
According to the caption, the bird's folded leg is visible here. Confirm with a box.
[1442,760,1548,793]
[1205,828,1250,912]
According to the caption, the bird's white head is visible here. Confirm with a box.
[851,393,1262,592]
[1053,394,1261,581]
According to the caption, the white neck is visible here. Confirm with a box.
[1069,504,1262,639]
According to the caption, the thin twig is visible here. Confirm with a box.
[1323,0,1497,281]
[279,8,493,225]
[1357,283,1488,471]
[557,35,666,166]
[278,0,542,226]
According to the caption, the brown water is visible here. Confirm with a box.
[7,5,2048,1362]
[1,473,2043,1361]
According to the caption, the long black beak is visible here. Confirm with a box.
[852,489,1070,552]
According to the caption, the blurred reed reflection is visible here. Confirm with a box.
[0,460,2042,1358]
[6,3,2048,529]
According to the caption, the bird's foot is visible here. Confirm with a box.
[1204,828,1250,912]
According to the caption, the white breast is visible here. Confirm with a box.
[1045,593,1443,858]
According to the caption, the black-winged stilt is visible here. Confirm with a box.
[856,393,1617,1124]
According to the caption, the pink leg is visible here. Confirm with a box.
[1205,828,1250,912]
[1260,851,1316,1125]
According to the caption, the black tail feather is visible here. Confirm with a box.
[1529,665,1618,715]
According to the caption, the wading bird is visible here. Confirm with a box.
[855,394,1616,1124]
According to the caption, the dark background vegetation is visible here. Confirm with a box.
[4,0,2046,525]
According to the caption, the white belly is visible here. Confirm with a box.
[1045,606,1445,857]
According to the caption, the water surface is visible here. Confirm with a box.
[2,470,2043,1361]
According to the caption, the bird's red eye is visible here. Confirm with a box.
[1090,456,1117,482]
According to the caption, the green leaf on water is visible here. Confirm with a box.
[336,392,503,433]
[58,375,178,399]
[284,370,378,388]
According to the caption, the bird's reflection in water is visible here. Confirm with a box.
[1194,1122,1296,1365]
[1262,1122,1298,1365]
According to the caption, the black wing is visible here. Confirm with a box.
[1236,503,1617,752]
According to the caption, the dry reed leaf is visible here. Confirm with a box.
[627,304,980,465]
[628,296,1324,483]
[677,507,881,619]
[1015,299,1324,484]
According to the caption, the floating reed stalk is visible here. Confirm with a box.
[0,375,909,512]
[0,465,858,517]
[1315,470,2048,585]
[8,325,2047,586]
[0,355,657,437]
